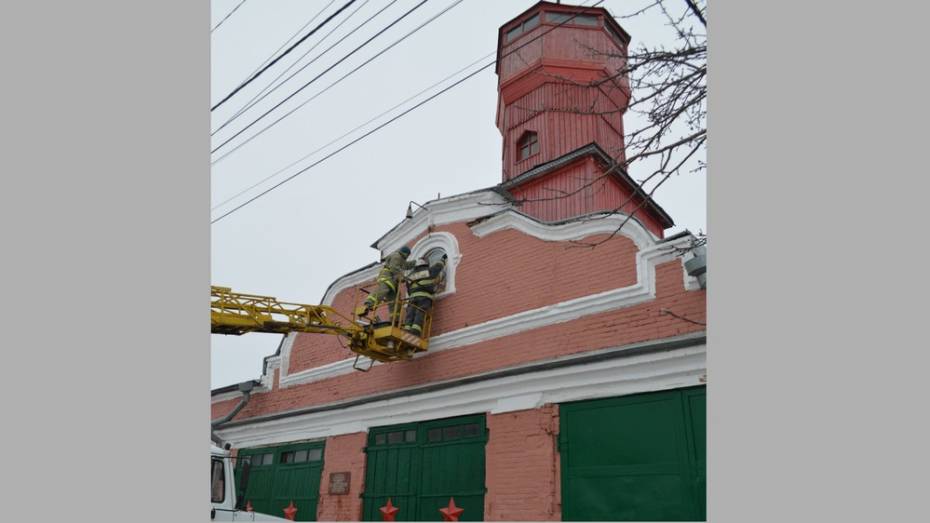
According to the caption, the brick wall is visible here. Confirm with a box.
[212,256,704,422]
[485,405,561,520]
[317,432,367,521]
[287,282,368,374]
[285,221,641,377]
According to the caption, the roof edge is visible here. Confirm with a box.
[499,142,675,228]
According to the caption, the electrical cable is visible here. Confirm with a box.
[213,0,390,137]
[211,64,489,224]
[211,0,604,223]
[210,0,358,111]
[210,0,433,156]
[211,0,464,162]
[211,0,248,33]
[233,0,336,85]
[212,50,494,212]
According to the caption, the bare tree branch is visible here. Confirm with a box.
[683,0,707,27]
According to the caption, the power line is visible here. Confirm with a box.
[213,0,390,137]
[211,0,465,165]
[213,0,601,163]
[211,64,490,224]
[230,0,337,91]
[211,0,248,34]
[210,0,358,112]
[210,0,433,157]
[211,0,604,223]
[215,0,370,135]
[212,51,494,212]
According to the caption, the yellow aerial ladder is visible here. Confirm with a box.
[210,285,433,371]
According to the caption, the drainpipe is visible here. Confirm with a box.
[211,381,255,444]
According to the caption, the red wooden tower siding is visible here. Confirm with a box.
[495,1,673,236]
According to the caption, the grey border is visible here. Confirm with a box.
[712,1,928,521]
[2,1,208,520]
[5,0,929,521]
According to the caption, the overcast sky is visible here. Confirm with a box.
[210,0,706,389]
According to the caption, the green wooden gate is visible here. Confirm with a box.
[234,441,325,521]
[362,414,487,521]
[560,386,706,521]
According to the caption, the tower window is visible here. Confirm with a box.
[546,12,600,26]
[505,13,540,42]
[517,131,539,161]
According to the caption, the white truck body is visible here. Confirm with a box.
[211,444,291,521]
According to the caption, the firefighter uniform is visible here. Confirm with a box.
[402,256,447,336]
[357,246,415,319]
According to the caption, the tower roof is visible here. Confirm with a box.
[498,142,675,229]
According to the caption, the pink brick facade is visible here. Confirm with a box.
[211,212,706,520]
[485,406,562,521]
[317,432,367,521]
[212,253,704,422]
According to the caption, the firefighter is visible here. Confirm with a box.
[402,254,447,336]
[356,246,415,319]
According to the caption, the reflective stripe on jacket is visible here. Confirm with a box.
[406,259,446,300]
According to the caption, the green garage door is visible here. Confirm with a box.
[362,414,487,521]
[560,386,706,521]
[235,441,325,521]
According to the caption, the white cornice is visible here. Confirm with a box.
[375,190,508,255]
[470,210,659,249]
[216,341,706,448]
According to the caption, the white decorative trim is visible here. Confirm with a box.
[409,231,461,298]
[490,392,544,414]
[470,210,659,249]
[272,205,702,389]
[279,353,355,387]
[376,190,508,255]
[216,342,705,448]
[320,232,462,310]
[275,231,697,388]
[680,248,703,291]
[261,356,280,389]
[274,333,296,387]
[423,236,684,353]
[321,266,379,306]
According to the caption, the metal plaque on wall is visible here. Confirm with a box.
[329,472,351,495]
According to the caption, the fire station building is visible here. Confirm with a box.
[212,2,707,520]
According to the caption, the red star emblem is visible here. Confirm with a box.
[282,500,298,521]
[379,498,400,521]
[439,497,464,521]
